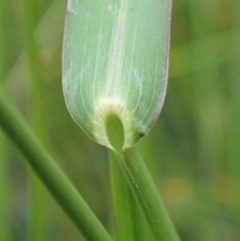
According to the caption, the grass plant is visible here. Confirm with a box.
[62,0,179,240]
[188,1,223,237]
[21,0,48,240]
[0,0,240,240]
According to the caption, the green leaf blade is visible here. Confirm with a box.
[63,0,171,149]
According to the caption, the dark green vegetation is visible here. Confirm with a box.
[0,0,240,240]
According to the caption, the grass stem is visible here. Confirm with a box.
[0,1,11,239]
[121,147,180,241]
[21,0,48,240]
[0,89,113,241]
[109,150,135,241]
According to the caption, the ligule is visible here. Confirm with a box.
[92,98,134,151]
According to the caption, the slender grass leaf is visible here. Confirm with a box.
[0,90,113,241]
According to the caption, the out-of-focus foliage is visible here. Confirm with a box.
[0,0,240,240]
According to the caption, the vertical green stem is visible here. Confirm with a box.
[106,114,179,241]
[130,193,155,241]
[110,150,154,241]
[0,133,11,241]
[109,150,135,241]
[21,0,47,240]
[107,114,136,241]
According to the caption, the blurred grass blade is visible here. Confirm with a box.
[0,89,113,241]
[229,0,240,180]
[21,0,48,240]
[188,2,224,238]
[0,0,12,240]
[0,132,11,241]
[107,114,136,241]
[63,0,171,150]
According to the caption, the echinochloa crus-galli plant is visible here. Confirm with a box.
[63,1,180,241]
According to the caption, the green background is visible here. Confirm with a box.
[0,0,240,240]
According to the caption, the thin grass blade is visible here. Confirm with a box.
[21,0,48,240]
[0,90,113,241]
